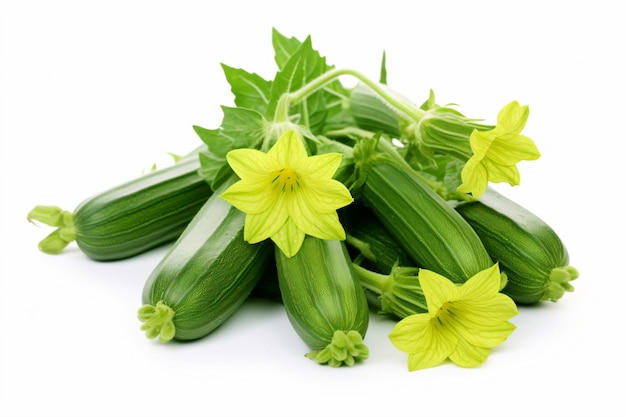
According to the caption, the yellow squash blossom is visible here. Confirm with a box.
[220,130,353,257]
[457,101,541,198]
[388,263,518,371]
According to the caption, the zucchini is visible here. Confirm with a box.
[138,175,273,342]
[343,202,415,274]
[28,147,213,261]
[352,137,494,284]
[455,188,579,304]
[275,236,370,367]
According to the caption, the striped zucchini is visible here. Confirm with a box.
[138,176,273,342]
[352,136,494,284]
[343,202,415,275]
[275,236,370,367]
[28,147,213,261]
[455,188,579,304]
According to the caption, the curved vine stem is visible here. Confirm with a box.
[273,68,426,125]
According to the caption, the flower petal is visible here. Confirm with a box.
[244,201,288,244]
[444,300,517,348]
[226,148,276,180]
[298,178,354,213]
[496,101,529,134]
[296,152,343,180]
[490,133,541,163]
[457,157,488,197]
[418,268,460,315]
[448,337,491,368]
[459,263,501,299]
[388,313,433,354]
[481,160,520,186]
[392,317,457,371]
[292,210,346,241]
[268,130,308,167]
[221,179,279,214]
[271,217,305,257]
[468,130,495,160]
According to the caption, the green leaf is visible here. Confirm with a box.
[221,63,272,116]
[268,36,335,134]
[270,29,352,134]
[193,106,266,189]
[271,28,304,70]
[268,37,325,113]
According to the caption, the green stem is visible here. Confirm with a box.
[273,94,293,124]
[345,234,377,265]
[28,205,76,254]
[275,68,425,125]
[351,263,388,296]
[330,127,472,201]
[353,263,428,318]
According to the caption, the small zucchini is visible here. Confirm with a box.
[275,236,370,367]
[352,136,494,284]
[138,176,273,342]
[28,147,213,261]
[455,188,579,304]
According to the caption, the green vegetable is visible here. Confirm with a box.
[455,188,579,303]
[349,83,402,138]
[343,202,415,275]
[352,136,494,284]
[27,147,212,261]
[275,236,370,367]
[138,176,273,342]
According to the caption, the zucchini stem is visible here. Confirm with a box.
[27,205,76,254]
[352,263,429,318]
[305,330,369,367]
[345,234,377,265]
[277,68,425,124]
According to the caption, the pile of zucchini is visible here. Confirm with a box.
[28,29,578,368]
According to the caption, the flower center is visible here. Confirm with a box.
[435,302,453,321]
[274,167,300,192]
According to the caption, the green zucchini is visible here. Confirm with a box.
[275,236,370,367]
[352,137,494,284]
[342,202,415,275]
[455,188,579,304]
[28,147,213,261]
[138,175,273,342]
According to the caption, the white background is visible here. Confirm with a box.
[1,1,624,416]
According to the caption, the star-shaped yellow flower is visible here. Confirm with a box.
[220,130,353,257]
[457,101,541,198]
[388,263,518,371]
